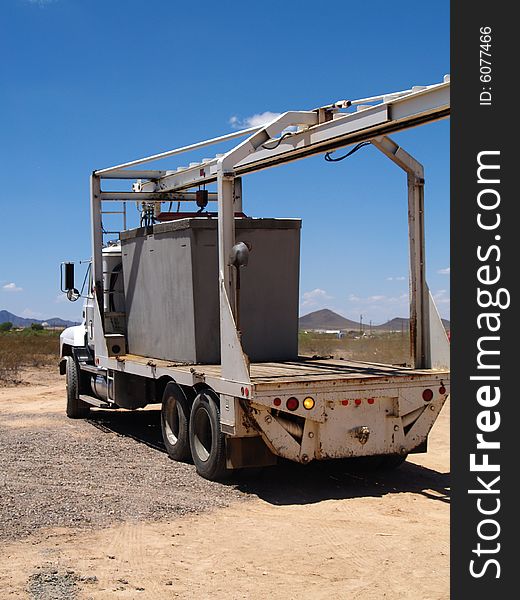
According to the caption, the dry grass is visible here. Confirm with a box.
[0,330,60,386]
[299,331,411,366]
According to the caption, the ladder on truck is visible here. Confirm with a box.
[89,75,451,388]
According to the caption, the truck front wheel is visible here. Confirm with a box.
[161,382,192,462]
[65,356,90,419]
[189,390,226,481]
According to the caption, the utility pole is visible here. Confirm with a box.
[359,314,363,335]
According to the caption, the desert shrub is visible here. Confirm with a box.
[299,331,410,365]
[0,329,61,385]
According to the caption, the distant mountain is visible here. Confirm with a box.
[374,317,451,331]
[0,310,80,329]
[299,309,360,331]
[372,317,410,331]
[299,309,450,332]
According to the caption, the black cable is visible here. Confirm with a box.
[262,131,293,150]
[79,263,91,299]
[324,141,371,162]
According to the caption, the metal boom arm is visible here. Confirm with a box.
[90,76,450,379]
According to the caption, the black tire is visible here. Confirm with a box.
[189,390,226,481]
[342,455,384,472]
[342,454,408,472]
[65,356,90,419]
[379,453,408,470]
[161,382,192,462]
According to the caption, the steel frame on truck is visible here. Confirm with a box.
[84,76,450,463]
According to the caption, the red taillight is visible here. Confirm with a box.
[354,399,362,406]
[367,398,375,405]
[341,400,349,406]
[273,397,281,407]
[422,389,434,402]
[439,386,446,395]
[286,397,299,411]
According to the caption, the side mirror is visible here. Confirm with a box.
[61,262,80,302]
[66,288,80,302]
[229,242,250,269]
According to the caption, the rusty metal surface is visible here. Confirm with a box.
[249,357,450,389]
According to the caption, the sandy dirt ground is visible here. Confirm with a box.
[0,369,449,599]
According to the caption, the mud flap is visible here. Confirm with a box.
[226,436,277,469]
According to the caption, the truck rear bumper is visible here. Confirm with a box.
[249,378,449,463]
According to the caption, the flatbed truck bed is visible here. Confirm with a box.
[120,353,448,388]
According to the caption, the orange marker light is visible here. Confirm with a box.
[303,397,315,410]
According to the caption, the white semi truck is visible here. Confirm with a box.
[60,77,451,480]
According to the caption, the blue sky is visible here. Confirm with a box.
[0,0,449,324]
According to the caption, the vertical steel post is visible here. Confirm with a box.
[90,173,104,324]
[371,136,430,368]
[407,173,430,368]
[233,177,243,213]
[216,170,251,382]
[217,173,236,315]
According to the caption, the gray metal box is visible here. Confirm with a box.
[120,217,301,364]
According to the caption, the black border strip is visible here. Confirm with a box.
[451,2,513,596]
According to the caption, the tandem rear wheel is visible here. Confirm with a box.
[161,382,193,462]
[189,390,227,481]
[160,384,226,480]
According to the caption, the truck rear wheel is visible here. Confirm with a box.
[161,382,192,462]
[65,356,90,419]
[189,390,226,481]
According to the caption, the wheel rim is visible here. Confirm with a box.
[164,399,180,446]
[192,405,212,462]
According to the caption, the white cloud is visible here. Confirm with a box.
[229,111,282,130]
[26,0,57,6]
[386,276,406,281]
[437,267,450,275]
[2,282,23,293]
[350,293,408,305]
[301,288,333,308]
[368,295,386,302]
[345,291,410,322]
[55,293,68,303]
[433,289,450,305]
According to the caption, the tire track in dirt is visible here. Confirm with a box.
[1,371,450,599]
